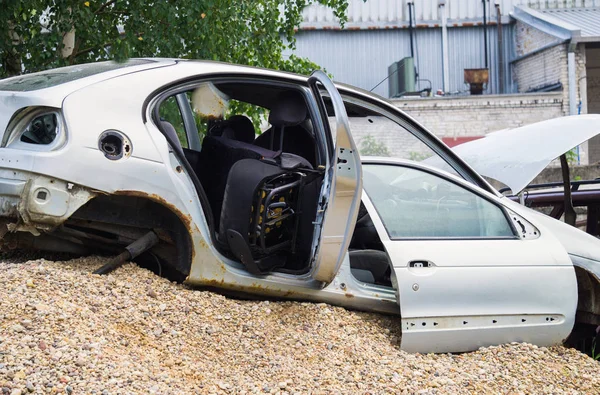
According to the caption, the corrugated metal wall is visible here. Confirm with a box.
[291,25,515,96]
[301,0,600,28]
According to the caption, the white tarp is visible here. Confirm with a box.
[450,115,600,194]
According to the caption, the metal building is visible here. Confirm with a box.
[290,0,600,97]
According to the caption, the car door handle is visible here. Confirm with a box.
[409,260,434,268]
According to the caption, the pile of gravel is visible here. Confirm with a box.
[1,256,599,394]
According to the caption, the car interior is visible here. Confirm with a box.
[157,81,393,286]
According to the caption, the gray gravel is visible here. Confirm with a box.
[1,255,599,394]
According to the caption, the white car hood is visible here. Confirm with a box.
[505,199,600,280]
[451,115,600,194]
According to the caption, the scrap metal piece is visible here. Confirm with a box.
[93,231,159,275]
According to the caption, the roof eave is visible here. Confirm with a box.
[510,5,580,41]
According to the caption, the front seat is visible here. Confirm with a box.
[254,91,317,167]
[218,91,318,274]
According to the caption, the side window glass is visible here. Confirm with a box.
[351,115,436,161]
[158,96,189,149]
[363,164,514,239]
[342,99,461,177]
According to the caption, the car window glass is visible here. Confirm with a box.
[363,164,514,239]
[158,96,189,148]
[333,97,461,178]
[0,60,153,92]
[351,115,437,162]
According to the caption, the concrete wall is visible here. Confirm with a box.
[531,165,600,185]
[391,92,564,138]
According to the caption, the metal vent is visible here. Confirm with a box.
[388,57,415,98]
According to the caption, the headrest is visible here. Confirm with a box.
[218,115,256,143]
[268,90,307,127]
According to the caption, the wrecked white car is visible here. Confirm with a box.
[0,59,598,354]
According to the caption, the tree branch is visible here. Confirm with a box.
[72,43,111,58]
[95,0,118,15]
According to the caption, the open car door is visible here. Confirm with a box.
[308,71,362,284]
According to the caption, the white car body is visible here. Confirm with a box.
[0,59,598,354]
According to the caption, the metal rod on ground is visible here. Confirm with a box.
[93,231,160,275]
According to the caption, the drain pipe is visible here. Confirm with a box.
[482,0,488,69]
[568,41,578,116]
[495,2,504,94]
[439,0,450,93]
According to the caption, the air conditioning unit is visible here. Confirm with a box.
[388,57,416,98]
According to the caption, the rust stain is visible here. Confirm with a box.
[344,293,354,298]
[115,190,200,262]
[199,279,299,299]
[115,190,194,230]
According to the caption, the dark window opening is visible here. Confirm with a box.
[20,113,58,145]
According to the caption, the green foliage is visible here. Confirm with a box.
[359,135,390,157]
[0,0,351,78]
[565,149,578,166]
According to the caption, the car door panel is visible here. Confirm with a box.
[360,162,577,353]
[308,71,362,284]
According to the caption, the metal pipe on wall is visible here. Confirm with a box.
[568,42,577,116]
[482,0,488,69]
[439,0,450,93]
[408,2,415,60]
[495,2,504,94]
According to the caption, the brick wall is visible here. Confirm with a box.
[512,21,587,116]
[391,92,564,138]
[585,47,600,162]
[513,44,567,93]
[515,21,559,56]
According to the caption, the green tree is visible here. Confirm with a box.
[0,0,350,78]
[359,135,390,157]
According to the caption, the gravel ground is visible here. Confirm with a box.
[1,255,599,394]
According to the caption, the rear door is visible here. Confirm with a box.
[360,160,577,353]
[307,71,362,283]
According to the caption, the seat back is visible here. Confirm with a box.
[197,135,279,231]
[220,158,311,273]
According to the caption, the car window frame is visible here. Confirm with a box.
[336,88,499,196]
[147,73,333,254]
[362,161,519,242]
[152,76,328,167]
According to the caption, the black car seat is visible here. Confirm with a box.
[215,91,320,274]
[254,119,317,167]
[210,115,256,143]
